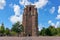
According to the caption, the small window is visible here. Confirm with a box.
[29,7,31,11]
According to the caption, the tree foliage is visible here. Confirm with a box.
[5,28,10,36]
[0,22,24,36]
[39,25,60,36]
[0,22,60,36]
[11,22,24,36]
[0,23,5,36]
[40,27,46,36]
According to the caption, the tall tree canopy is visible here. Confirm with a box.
[11,22,24,36]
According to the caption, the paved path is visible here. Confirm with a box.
[0,36,60,40]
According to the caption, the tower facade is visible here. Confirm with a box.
[22,5,38,36]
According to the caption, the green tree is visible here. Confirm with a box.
[10,31,17,36]
[39,25,60,36]
[45,28,51,36]
[5,28,10,36]
[11,22,24,37]
[46,26,57,36]
[0,23,5,36]
[56,27,60,36]
[40,27,46,36]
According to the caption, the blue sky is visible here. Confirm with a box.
[0,0,60,30]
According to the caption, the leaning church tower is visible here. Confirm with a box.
[22,5,38,36]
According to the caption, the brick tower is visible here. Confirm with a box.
[22,5,38,36]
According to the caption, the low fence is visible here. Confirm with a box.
[0,36,60,40]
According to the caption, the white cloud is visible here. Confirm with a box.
[58,6,60,14]
[13,4,20,16]
[48,20,55,26]
[38,24,44,31]
[51,23,55,26]
[56,15,60,19]
[55,22,60,28]
[34,0,48,8]
[10,15,22,24]
[49,7,55,14]
[19,0,48,8]
[0,0,6,9]
[19,0,31,6]
[56,6,60,20]
[48,20,60,28]
[48,20,52,24]
[9,4,23,24]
